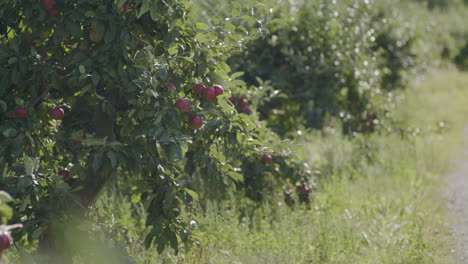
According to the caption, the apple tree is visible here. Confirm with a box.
[0,0,314,260]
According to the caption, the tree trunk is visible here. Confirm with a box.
[37,105,116,262]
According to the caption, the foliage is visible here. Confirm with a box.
[226,0,393,134]
[0,0,313,260]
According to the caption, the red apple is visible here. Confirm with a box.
[189,116,203,130]
[122,3,131,12]
[14,106,28,118]
[239,98,248,109]
[194,83,205,95]
[367,113,377,120]
[244,107,252,115]
[213,85,224,96]
[296,186,310,194]
[0,231,12,250]
[49,107,64,120]
[229,96,236,103]
[47,7,59,16]
[58,169,70,181]
[176,98,191,113]
[203,87,216,101]
[40,0,54,9]
[261,154,273,164]
[167,82,176,91]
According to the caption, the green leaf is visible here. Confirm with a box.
[96,21,106,37]
[184,189,199,201]
[84,10,96,17]
[131,193,141,203]
[74,84,92,96]
[229,172,244,182]
[2,128,17,138]
[196,23,209,31]
[168,42,179,56]
[107,151,117,168]
[168,230,178,253]
[116,0,126,11]
[0,204,13,220]
[138,0,151,19]
[150,2,159,21]
[65,19,81,37]
[0,191,13,203]
[92,152,104,171]
[24,155,39,177]
[82,138,107,146]
[104,28,116,43]
[7,57,17,65]
[31,225,47,240]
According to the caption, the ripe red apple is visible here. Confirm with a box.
[229,96,236,103]
[244,107,252,115]
[47,7,59,16]
[261,154,273,164]
[194,83,205,95]
[40,0,54,9]
[58,169,70,181]
[213,85,224,96]
[203,87,216,101]
[189,116,203,130]
[122,3,131,12]
[49,107,64,120]
[176,98,191,113]
[14,106,28,118]
[296,186,310,194]
[167,82,176,91]
[239,98,248,109]
[367,113,377,120]
[0,231,12,250]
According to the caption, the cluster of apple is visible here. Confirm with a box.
[12,106,64,120]
[229,95,252,115]
[40,0,59,17]
[174,83,226,130]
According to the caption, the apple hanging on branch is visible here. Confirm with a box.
[49,107,65,120]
